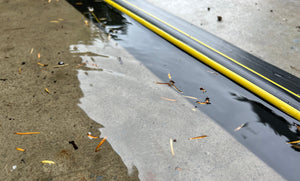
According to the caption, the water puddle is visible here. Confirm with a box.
[68,1,300,180]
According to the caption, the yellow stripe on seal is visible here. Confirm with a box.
[120,0,300,99]
[104,0,300,121]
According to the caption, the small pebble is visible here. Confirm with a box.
[207,7,210,11]
[217,16,222,22]
[58,61,64,65]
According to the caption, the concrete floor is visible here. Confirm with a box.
[146,0,300,78]
[74,12,284,181]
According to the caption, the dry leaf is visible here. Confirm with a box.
[38,53,41,59]
[84,20,89,26]
[18,68,22,74]
[50,20,59,23]
[189,135,207,140]
[160,97,176,102]
[30,48,34,54]
[168,73,172,79]
[200,88,206,93]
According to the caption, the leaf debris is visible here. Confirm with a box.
[160,97,176,102]
[95,136,107,152]
[170,138,175,156]
[189,135,207,140]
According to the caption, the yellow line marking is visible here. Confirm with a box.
[120,0,300,99]
[104,0,300,121]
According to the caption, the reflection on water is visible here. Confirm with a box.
[68,0,300,180]
[231,93,300,152]
[66,0,128,40]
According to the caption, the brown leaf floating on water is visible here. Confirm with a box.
[200,87,206,93]
[196,97,211,105]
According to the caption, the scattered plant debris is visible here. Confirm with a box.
[160,97,176,102]
[170,138,175,156]
[155,80,183,93]
[196,97,211,104]
[168,73,172,79]
[69,141,78,150]
[16,148,25,152]
[30,48,34,54]
[200,87,206,93]
[189,135,207,140]
[37,62,48,67]
[41,160,55,164]
[207,70,218,75]
[45,88,50,94]
[15,132,40,135]
[87,132,99,139]
[183,95,198,100]
[234,123,248,132]
[288,140,300,144]
[95,136,107,152]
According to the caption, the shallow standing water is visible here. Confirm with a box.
[68,1,300,180]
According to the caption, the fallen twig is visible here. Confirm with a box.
[16,148,25,152]
[234,123,247,132]
[45,88,50,94]
[95,136,107,152]
[288,140,300,144]
[37,62,48,67]
[41,160,55,164]
[160,97,176,102]
[170,138,175,156]
[76,62,86,68]
[15,132,40,135]
[189,135,207,140]
[183,95,198,100]
[87,133,99,139]
[52,64,69,68]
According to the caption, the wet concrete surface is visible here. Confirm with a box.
[0,0,138,180]
[67,1,300,180]
[146,0,300,78]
